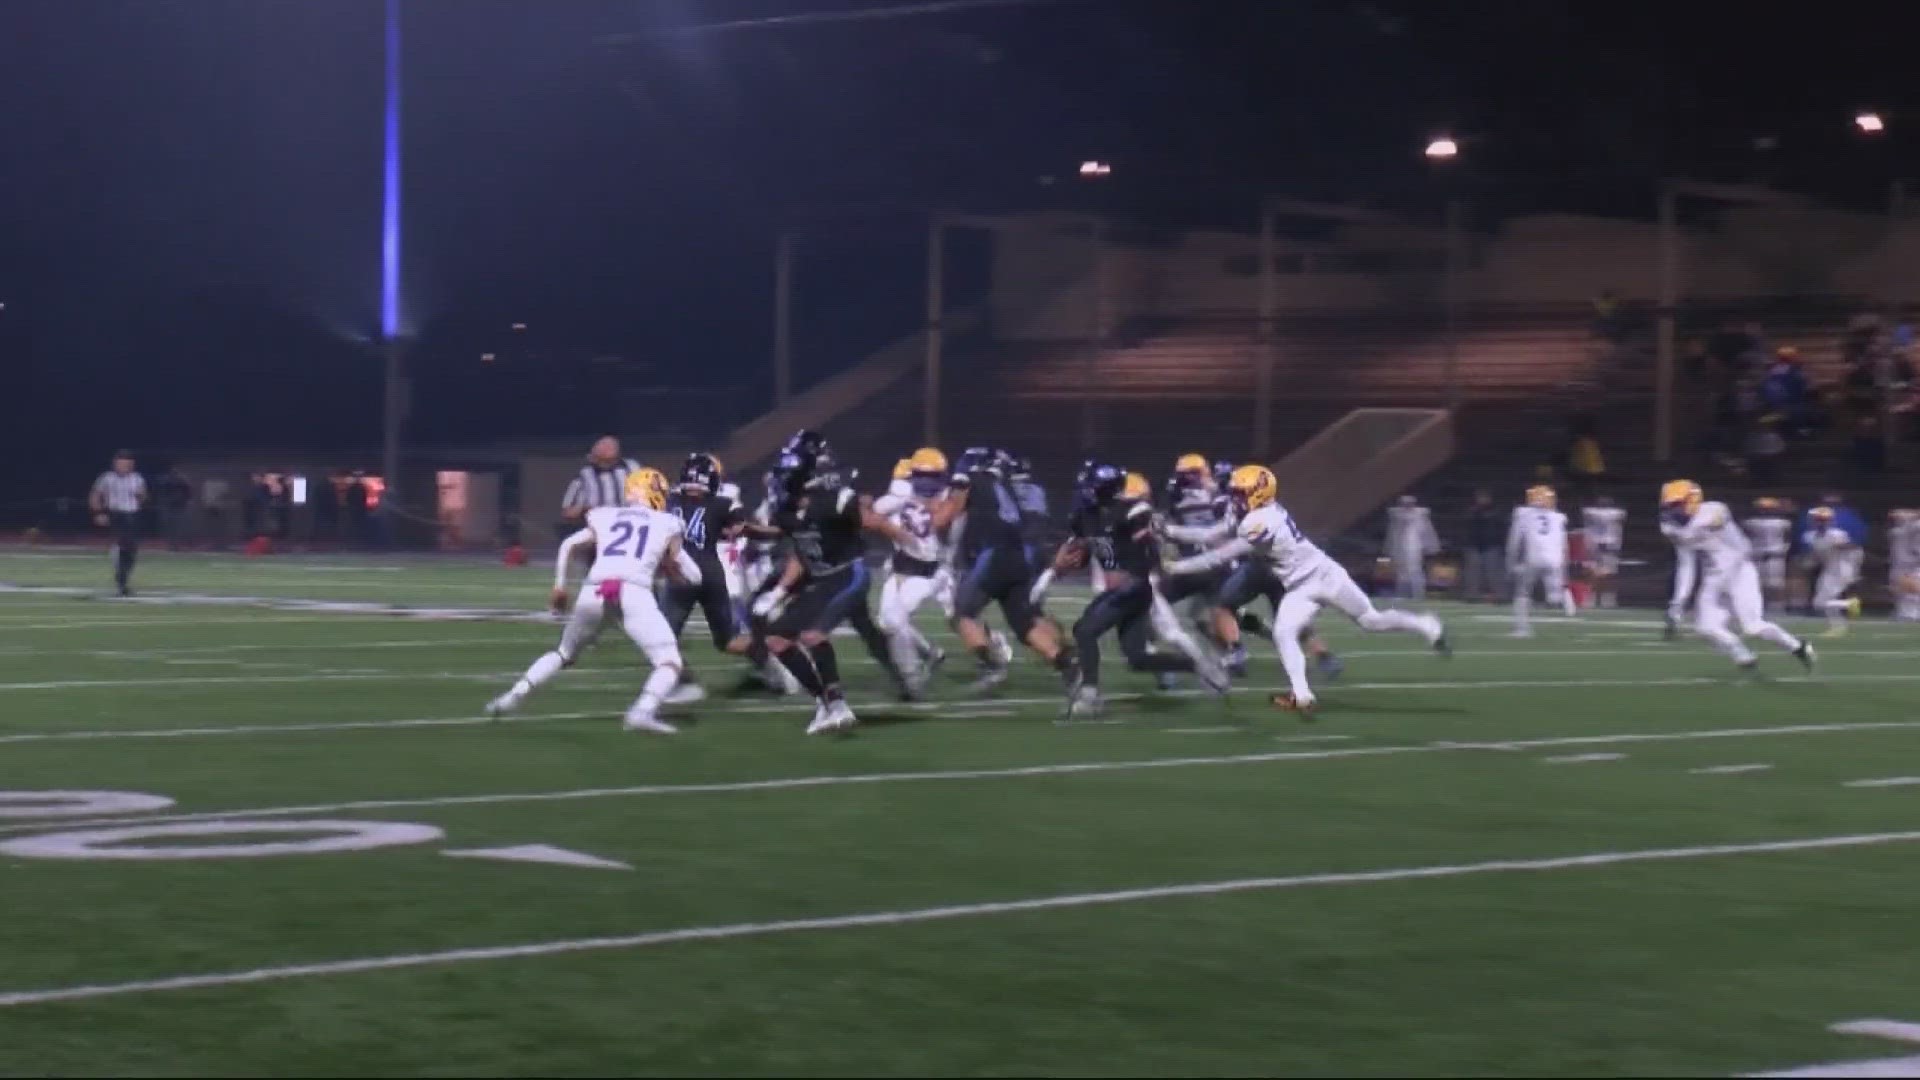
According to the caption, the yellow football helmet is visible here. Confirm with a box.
[1754,496,1781,513]
[1228,464,1278,511]
[908,447,948,475]
[1810,505,1835,525]
[1174,452,1209,477]
[1122,472,1151,501]
[1659,479,1703,516]
[625,467,669,511]
[1892,508,1917,526]
[891,458,913,481]
[1525,484,1556,509]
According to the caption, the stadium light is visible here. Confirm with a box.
[1424,136,1459,161]
[1857,111,1887,135]
[1078,160,1112,177]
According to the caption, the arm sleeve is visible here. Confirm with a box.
[1506,511,1524,563]
[561,478,586,510]
[553,528,593,589]
[1166,537,1252,576]
[872,493,906,517]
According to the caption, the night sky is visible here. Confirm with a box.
[3,0,1919,502]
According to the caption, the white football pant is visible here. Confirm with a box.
[878,570,943,673]
[1512,559,1574,633]
[1695,562,1801,665]
[1271,561,1439,705]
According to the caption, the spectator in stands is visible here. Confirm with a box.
[1461,488,1506,602]
[1762,347,1810,436]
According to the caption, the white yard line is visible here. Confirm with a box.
[1689,763,1774,775]
[1842,777,1920,788]
[1540,752,1626,764]
[2,828,1917,1009]
[8,716,1920,837]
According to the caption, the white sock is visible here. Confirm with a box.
[1700,625,1755,664]
[1273,625,1313,701]
[1560,589,1577,617]
[514,650,567,697]
[1822,599,1849,628]
[1357,607,1428,637]
[1513,594,1530,633]
[1755,622,1801,653]
[634,664,679,715]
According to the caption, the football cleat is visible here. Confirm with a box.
[484,691,522,719]
[1064,685,1105,720]
[1794,641,1817,672]
[664,681,707,706]
[988,630,1014,668]
[622,710,679,735]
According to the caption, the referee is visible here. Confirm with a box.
[558,435,640,538]
[90,450,148,597]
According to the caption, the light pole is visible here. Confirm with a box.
[1426,135,1463,410]
[379,0,405,536]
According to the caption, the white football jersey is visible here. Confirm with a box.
[1582,506,1625,551]
[1806,527,1863,577]
[877,478,946,563]
[1744,515,1792,557]
[583,506,682,587]
[1386,505,1437,553]
[1509,506,1568,565]
[1674,501,1751,578]
[1893,522,1920,568]
[1235,503,1333,586]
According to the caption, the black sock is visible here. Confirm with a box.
[775,647,825,696]
[973,644,996,669]
[745,640,769,665]
[811,641,841,691]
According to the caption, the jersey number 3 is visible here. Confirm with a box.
[604,520,649,558]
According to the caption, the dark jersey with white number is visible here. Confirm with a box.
[958,472,1027,561]
[1071,500,1156,576]
[774,487,865,576]
[665,492,744,577]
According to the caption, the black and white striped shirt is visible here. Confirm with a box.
[91,471,147,514]
[561,459,641,514]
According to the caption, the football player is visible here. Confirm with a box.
[486,467,698,733]
[750,435,917,734]
[1061,463,1228,718]
[930,447,1081,694]
[874,448,955,692]
[1507,485,1576,637]
[1660,479,1814,671]
[1581,494,1626,609]
[1743,497,1794,614]
[1156,454,1238,670]
[1804,505,1864,636]
[1890,509,1920,622]
[659,453,784,702]
[1164,465,1448,714]
[1385,494,1439,601]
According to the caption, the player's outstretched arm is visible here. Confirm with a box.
[665,534,703,587]
[1165,536,1251,577]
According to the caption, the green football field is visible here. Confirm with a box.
[3,549,1920,1076]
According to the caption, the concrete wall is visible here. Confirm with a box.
[988,208,1920,338]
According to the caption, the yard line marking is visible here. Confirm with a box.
[1540,752,1625,764]
[1690,763,1774,775]
[1829,1019,1920,1044]
[2,828,1916,1009]
[1843,776,1920,788]
[1163,725,1240,735]
[1277,733,1353,743]
[12,716,1920,837]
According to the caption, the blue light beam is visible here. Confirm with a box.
[381,0,402,340]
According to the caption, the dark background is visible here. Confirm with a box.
[4,0,1919,502]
